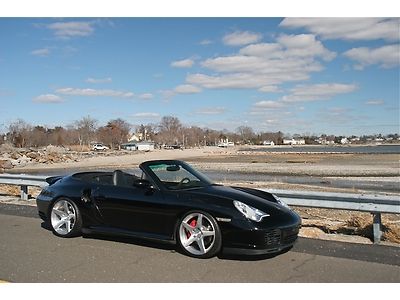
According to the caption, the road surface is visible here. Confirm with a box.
[0,203,399,282]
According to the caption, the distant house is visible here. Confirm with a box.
[218,139,234,147]
[121,141,155,151]
[137,142,155,151]
[262,140,275,146]
[127,132,141,142]
[283,138,305,145]
[340,137,349,144]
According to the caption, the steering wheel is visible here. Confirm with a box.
[177,177,191,189]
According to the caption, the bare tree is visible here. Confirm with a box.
[236,126,255,144]
[8,119,32,148]
[157,116,182,145]
[98,118,131,149]
[74,116,98,148]
[30,126,47,147]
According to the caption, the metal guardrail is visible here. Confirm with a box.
[261,188,400,243]
[0,174,48,201]
[0,174,399,243]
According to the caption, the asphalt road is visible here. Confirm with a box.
[0,203,399,282]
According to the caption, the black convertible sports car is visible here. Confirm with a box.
[37,160,301,258]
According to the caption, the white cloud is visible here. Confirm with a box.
[195,107,226,115]
[159,84,202,99]
[86,77,112,83]
[282,83,358,103]
[174,84,202,94]
[253,100,285,109]
[277,34,336,61]
[31,48,50,57]
[238,34,336,62]
[187,73,269,89]
[132,112,160,118]
[222,30,262,46]
[33,94,63,103]
[56,88,134,98]
[187,69,311,89]
[343,44,400,69]
[365,99,385,105]
[188,33,334,90]
[47,21,94,39]
[199,39,212,45]
[171,58,194,68]
[138,93,153,100]
[280,18,399,41]
[239,43,282,57]
[258,86,280,93]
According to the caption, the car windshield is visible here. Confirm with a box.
[147,162,213,190]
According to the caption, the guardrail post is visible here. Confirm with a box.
[20,185,28,201]
[372,213,382,244]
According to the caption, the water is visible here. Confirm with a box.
[203,171,400,193]
[242,144,400,154]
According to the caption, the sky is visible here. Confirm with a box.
[0,17,399,136]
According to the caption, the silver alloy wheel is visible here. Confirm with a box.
[179,212,216,256]
[50,200,76,235]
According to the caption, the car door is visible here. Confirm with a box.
[92,184,179,239]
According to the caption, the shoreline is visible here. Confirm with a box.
[3,146,399,195]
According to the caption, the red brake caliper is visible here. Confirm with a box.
[186,218,197,238]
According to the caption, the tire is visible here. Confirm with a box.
[49,198,82,238]
[177,211,222,258]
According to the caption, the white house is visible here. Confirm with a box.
[262,140,275,146]
[121,141,155,151]
[127,132,141,142]
[136,142,155,151]
[283,138,305,145]
[218,139,234,147]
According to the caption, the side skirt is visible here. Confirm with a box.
[82,226,176,245]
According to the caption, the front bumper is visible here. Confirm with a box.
[219,211,301,255]
[222,224,301,255]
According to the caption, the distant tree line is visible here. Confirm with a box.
[0,116,398,149]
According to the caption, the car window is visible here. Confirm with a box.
[148,163,211,190]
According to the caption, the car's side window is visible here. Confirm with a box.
[92,174,114,186]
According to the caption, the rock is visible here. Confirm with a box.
[26,152,39,159]
[10,152,21,160]
[1,153,11,159]
[299,227,326,238]
[0,159,13,169]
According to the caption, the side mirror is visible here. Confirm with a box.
[133,179,153,189]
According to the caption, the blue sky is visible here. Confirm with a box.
[0,17,399,135]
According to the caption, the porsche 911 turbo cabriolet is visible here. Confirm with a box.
[37,160,301,258]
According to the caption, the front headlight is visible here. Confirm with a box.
[273,194,290,210]
[233,200,270,222]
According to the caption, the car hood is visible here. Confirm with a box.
[185,184,289,214]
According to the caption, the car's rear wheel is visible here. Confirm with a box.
[50,198,82,238]
[177,211,222,258]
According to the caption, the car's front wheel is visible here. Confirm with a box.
[50,198,82,238]
[177,211,222,258]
